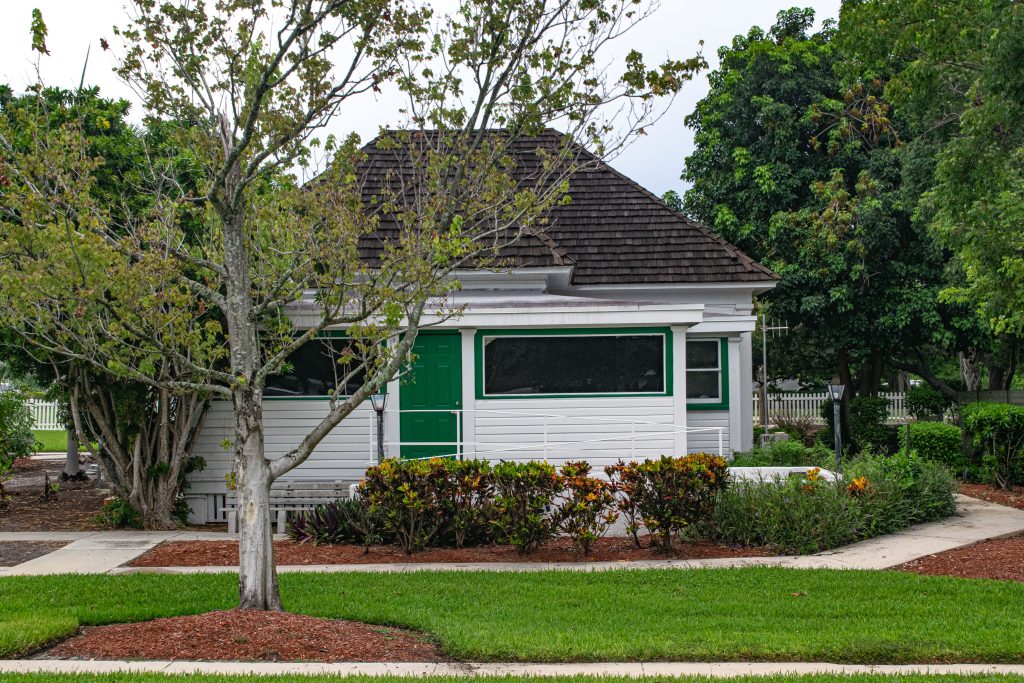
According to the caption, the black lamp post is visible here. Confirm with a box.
[370,392,387,463]
[825,382,845,474]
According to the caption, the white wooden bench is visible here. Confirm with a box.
[224,480,352,534]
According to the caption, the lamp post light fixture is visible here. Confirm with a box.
[825,382,845,475]
[370,392,387,463]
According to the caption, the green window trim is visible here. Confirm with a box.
[474,327,673,400]
[263,330,383,402]
[686,337,729,411]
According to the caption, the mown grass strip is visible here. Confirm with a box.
[1,568,1024,663]
[1,675,1024,683]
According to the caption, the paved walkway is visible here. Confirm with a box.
[2,660,1024,677]
[3,495,1024,576]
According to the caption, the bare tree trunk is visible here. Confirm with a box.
[960,350,982,392]
[234,386,282,611]
[62,430,86,481]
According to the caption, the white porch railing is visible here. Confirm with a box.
[753,391,908,425]
[371,408,727,462]
[27,399,62,431]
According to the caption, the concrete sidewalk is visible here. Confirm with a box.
[3,495,1024,576]
[2,660,1024,677]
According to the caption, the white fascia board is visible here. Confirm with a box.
[688,316,758,334]
[452,267,574,291]
[421,303,704,329]
[566,281,778,300]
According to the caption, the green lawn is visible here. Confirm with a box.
[0,677,1023,683]
[31,430,67,453]
[2,568,1024,663]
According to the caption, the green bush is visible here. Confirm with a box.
[95,496,143,529]
[730,440,832,468]
[962,402,1024,489]
[897,422,965,472]
[491,460,562,554]
[360,457,452,552]
[820,395,897,454]
[705,452,957,553]
[606,453,728,551]
[906,385,952,420]
[0,389,38,464]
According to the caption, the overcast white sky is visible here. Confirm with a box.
[1,0,839,196]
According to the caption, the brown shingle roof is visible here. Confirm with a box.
[355,130,776,286]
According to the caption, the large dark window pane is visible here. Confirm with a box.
[483,334,665,396]
[265,338,365,397]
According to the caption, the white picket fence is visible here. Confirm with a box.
[753,391,909,425]
[27,399,63,431]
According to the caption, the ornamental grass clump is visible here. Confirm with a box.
[288,498,387,552]
[491,460,563,554]
[607,453,729,551]
[556,461,618,556]
[705,451,957,553]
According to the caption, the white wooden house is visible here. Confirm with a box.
[184,132,777,523]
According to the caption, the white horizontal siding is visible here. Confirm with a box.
[686,410,730,456]
[469,397,675,470]
[188,399,374,496]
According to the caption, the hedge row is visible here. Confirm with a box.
[289,453,729,555]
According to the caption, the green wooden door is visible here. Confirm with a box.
[399,332,462,459]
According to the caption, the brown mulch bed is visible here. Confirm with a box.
[961,483,1024,510]
[43,609,441,662]
[0,541,67,567]
[899,534,1024,583]
[1,456,107,531]
[0,485,107,532]
[129,535,770,567]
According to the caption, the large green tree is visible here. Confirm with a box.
[0,0,699,610]
[0,85,211,528]
[840,0,1024,389]
[682,8,946,395]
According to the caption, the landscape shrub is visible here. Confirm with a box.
[962,402,1024,489]
[705,452,956,553]
[95,496,143,529]
[288,497,387,550]
[491,460,562,553]
[360,457,451,552]
[0,388,38,464]
[556,461,618,556]
[435,458,495,548]
[897,422,965,473]
[820,396,897,454]
[906,385,952,420]
[607,453,728,550]
[729,440,831,468]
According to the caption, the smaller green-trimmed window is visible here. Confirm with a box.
[686,338,726,406]
[265,337,365,398]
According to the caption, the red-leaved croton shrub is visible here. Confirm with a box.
[607,453,729,550]
[557,461,618,556]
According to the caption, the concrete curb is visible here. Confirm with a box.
[2,660,1024,677]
